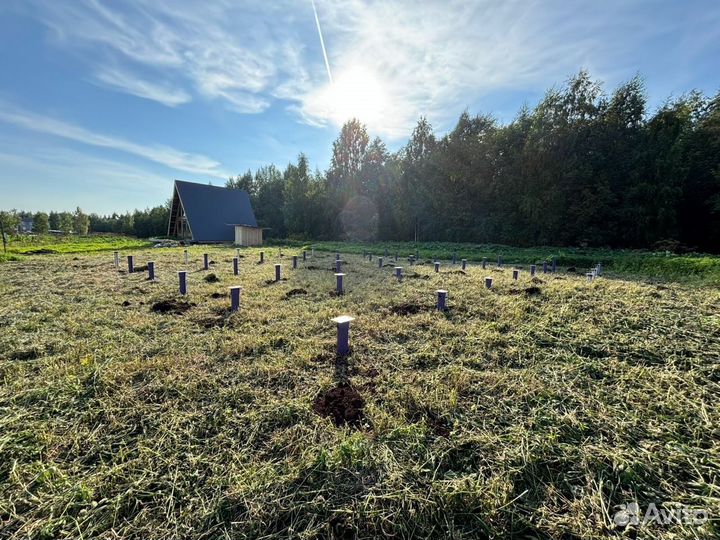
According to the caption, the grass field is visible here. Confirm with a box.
[2,234,152,256]
[1,245,719,539]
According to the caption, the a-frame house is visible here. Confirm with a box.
[167,180,261,245]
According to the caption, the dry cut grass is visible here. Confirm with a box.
[1,246,719,539]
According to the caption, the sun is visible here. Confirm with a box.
[324,66,386,126]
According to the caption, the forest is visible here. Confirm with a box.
[231,71,720,251]
[4,72,719,251]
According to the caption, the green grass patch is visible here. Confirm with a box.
[309,241,720,285]
[0,252,21,263]
[4,234,152,256]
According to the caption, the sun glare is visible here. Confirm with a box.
[324,66,386,126]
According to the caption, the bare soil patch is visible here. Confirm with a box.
[312,383,365,427]
[151,299,194,315]
[264,278,288,285]
[286,288,308,298]
[389,302,425,316]
[524,286,542,296]
[10,349,43,361]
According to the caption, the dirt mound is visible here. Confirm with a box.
[25,248,57,255]
[286,288,308,297]
[312,383,365,427]
[204,273,220,283]
[390,303,424,315]
[10,349,42,361]
[446,270,466,275]
[427,413,451,438]
[524,286,542,296]
[210,292,225,299]
[405,272,430,280]
[531,277,545,284]
[151,299,194,314]
[121,300,131,307]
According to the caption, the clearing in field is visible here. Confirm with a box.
[1,246,719,539]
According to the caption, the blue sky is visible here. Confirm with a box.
[1,0,718,215]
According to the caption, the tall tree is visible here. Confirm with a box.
[327,119,373,238]
[283,154,311,238]
[0,210,20,235]
[253,165,286,238]
[58,212,73,234]
[226,170,255,196]
[396,117,436,240]
[33,212,49,234]
[48,211,60,231]
[73,207,90,235]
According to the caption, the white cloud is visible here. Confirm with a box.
[21,0,720,140]
[94,67,191,107]
[0,101,229,178]
[32,0,293,115]
[295,0,648,138]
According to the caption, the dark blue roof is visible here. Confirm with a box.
[175,180,257,242]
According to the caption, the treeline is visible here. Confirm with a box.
[228,71,720,251]
[88,205,169,238]
[0,205,169,238]
[4,72,717,250]
[0,208,89,235]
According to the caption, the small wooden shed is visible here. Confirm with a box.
[234,225,263,246]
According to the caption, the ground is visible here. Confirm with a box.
[1,243,719,539]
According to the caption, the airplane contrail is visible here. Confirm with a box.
[311,0,333,84]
